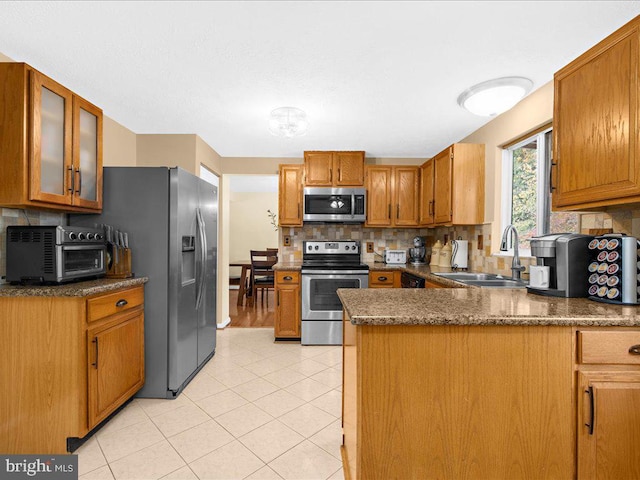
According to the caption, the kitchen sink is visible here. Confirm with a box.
[432,272,527,289]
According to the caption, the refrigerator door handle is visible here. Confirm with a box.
[195,208,206,310]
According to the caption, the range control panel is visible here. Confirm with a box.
[304,241,361,255]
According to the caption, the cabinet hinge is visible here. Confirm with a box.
[450,152,454,160]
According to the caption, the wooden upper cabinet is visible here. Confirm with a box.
[394,167,419,226]
[365,166,393,227]
[433,149,453,224]
[365,165,419,227]
[553,17,640,210]
[419,159,435,226]
[278,164,303,226]
[304,151,365,186]
[423,143,484,226]
[0,63,103,212]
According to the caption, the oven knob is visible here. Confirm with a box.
[78,233,86,240]
[86,233,95,240]
[95,234,103,241]
[345,245,350,250]
[314,245,319,250]
[69,232,77,240]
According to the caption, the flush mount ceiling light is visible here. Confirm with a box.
[268,106,309,138]
[457,77,533,117]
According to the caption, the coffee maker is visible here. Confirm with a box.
[527,233,594,297]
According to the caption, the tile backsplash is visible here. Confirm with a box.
[278,223,529,276]
[0,208,65,283]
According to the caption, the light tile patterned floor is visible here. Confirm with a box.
[76,328,344,480]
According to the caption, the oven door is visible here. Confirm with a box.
[58,244,107,281]
[301,270,369,321]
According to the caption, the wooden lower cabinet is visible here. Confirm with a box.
[0,284,145,453]
[275,271,300,339]
[88,309,145,428]
[575,329,640,479]
[368,270,400,288]
[342,321,575,479]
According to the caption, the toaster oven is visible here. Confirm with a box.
[6,225,106,284]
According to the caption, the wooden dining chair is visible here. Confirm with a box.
[249,250,278,307]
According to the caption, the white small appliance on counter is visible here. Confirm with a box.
[383,249,407,264]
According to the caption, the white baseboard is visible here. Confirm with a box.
[217,316,231,329]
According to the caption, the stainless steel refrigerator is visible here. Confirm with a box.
[70,166,217,398]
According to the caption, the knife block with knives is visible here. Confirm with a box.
[104,225,133,278]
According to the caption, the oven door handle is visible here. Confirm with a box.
[301,269,370,275]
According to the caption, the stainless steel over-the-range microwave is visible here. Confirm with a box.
[303,187,366,223]
[6,225,106,284]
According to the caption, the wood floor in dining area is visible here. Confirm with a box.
[229,289,275,327]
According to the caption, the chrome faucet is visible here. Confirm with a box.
[500,224,526,281]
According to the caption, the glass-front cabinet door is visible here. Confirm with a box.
[73,97,102,209]
[29,70,74,206]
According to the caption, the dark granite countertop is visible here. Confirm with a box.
[338,287,640,327]
[0,277,148,297]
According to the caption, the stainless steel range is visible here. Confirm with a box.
[301,240,369,345]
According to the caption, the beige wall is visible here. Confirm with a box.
[103,116,137,166]
[136,134,197,172]
[196,136,223,176]
[461,81,554,252]
[229,191,279,263]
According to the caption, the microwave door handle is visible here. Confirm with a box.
[351,196,355,216]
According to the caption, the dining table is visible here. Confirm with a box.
[230,260,251,306]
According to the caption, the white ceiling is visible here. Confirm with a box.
[1,1,639,159]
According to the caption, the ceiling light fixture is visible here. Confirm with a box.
[457,77,533,117]
[268,106,309,138]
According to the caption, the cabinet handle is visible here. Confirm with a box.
[428,200,433,216]
[629,344,640,355]
[75,169,82,195]
[277,291,280,306]
[283,276,293,281]
[92,338,99,368]
[378,276,388,281]
[329,168,333,183]
[338,168,342,182]
[388,204,391,220]
[397,204,400,219]
[115,299,128,307]
[298,203,301,219]
[549,162,557,192]
[67,166,75,193]
[585,386,594,435]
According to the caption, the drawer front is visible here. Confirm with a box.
[276,271,300,285]
[579,330,640,365]
[369,271,396,287]
[87,286,144,323]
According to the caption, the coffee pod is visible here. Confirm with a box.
[588,262,599,273]
[598,239,609,250]
[597,286,608,297]
[588,239,599,250]
[607,288,620,300]
[597,251,608,262]
[597,275,608,285]
[588,273,599,284]
[607,239,619,250]
[607,264,619,275]
[588,285,599,296]
[597,263,608,274]
[607,251,619,262]
[607,275,620,287]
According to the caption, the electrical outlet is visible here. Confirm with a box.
[477,234,483,250]
[366,242,374,253]
[283,235,291,247]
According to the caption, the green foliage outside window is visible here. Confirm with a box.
[512,145,537,250]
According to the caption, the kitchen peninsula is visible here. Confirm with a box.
[338,287,640,479]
